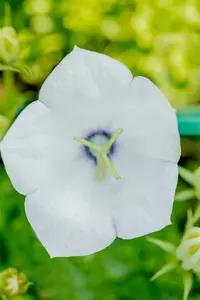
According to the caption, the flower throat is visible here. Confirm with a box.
[73,128,123,181]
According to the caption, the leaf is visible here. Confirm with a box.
[151,263,177,281]
[147,237,176,254]
[175,189,196,202]
[194,167,200,200]
[183,272,193,300]
[0,64,20,72]
[185,209,194,231]
[0,115,9,141]
[179,166,194,185]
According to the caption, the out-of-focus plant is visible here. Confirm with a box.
[1,1,200,300]
[148,166,200,300]
[0,268,31,299]
[0,26,19,65]
[19,0,200,107]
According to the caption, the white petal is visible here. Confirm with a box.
[72,46,133,98]
[39,47,133,133]
[111,153,178,239]
[0,101,76,195]
[113,76,181,162]
[25,175,116,258]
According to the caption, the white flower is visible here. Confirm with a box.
[0,46,181,258]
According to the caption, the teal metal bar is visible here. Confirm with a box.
[177,106,200,136]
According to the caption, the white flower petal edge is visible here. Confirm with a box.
[0,101,58,195]
[0,100,83,196]
[0,47,181,258]
[112,154,178,239]
[39,46,133,115]
[25,177,116,258]
[112,76,181,163]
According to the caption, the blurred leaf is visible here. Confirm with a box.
[147,237,176,254]
[0,64,19,72]
[151,263,177,281]
[183,272,193,300]
[179,167,194,186]
[0,115,8,140]
[194,167,200,200]
[175,189,196,202]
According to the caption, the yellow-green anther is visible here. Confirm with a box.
[102,128,123,154]
[73,136,102,153]
[73,128,122,180]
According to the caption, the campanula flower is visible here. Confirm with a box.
[0,47,181,257]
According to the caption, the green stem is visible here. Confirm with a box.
[3,71,14,96]
[192,202,200,224]
[0,71,14,115]
[185,202,200,231]
[4,3,12,26]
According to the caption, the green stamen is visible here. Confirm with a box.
[74,128,122,181]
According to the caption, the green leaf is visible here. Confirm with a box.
[179,166,194,185]
[183,272,193,300]
[0,64,20,72]
[4,3,12,27]
[151,263,177,281]
[0,115,9,141]
[147,237,176,254]
[175,189,196,202]
[194,167,200,200]
[185,208,194,231]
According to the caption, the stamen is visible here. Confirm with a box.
[74,128,122,180]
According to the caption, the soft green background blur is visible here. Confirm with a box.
[1,0,200,299]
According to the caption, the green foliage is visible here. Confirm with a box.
[1,0,200,299]
[0,166,190,299]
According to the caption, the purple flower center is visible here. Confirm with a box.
[83,129,116,164]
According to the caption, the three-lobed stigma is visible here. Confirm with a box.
[73,128,123,180]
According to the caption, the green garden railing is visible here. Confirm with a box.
[177,106,200,136]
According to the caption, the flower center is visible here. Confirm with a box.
[73,128,123,181]
[84,130,115,162]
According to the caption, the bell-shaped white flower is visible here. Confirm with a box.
[0,46,181,258]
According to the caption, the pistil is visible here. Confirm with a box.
[73,128,123,180]
[96,155,107,180]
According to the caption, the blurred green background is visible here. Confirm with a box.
[1,0,200,299]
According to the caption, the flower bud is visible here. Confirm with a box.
[176,227,200,273]
[0,26,19,64]
[0,268,31,297]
